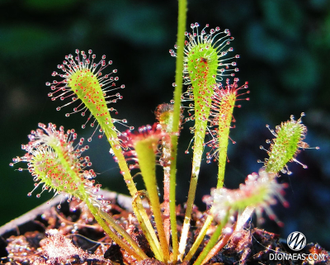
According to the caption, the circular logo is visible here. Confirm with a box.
[287,231,306,251]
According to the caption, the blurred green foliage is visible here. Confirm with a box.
[1,0,329,249]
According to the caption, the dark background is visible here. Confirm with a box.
[1,0,329,250]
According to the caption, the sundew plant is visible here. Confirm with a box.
[10,0,317,264]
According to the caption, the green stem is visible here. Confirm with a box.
[84,199,146,261]
[169,135,179,259]
[170,0,187,261]
[132,197,163,261]
[184,214,213,261]
[97,209,148,260]
[193,212,231,265]
[143,178,169,262]
[179,129,205,259]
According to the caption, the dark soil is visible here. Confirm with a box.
[0,191,329,265]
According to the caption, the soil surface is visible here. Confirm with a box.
[0,191,329,264]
